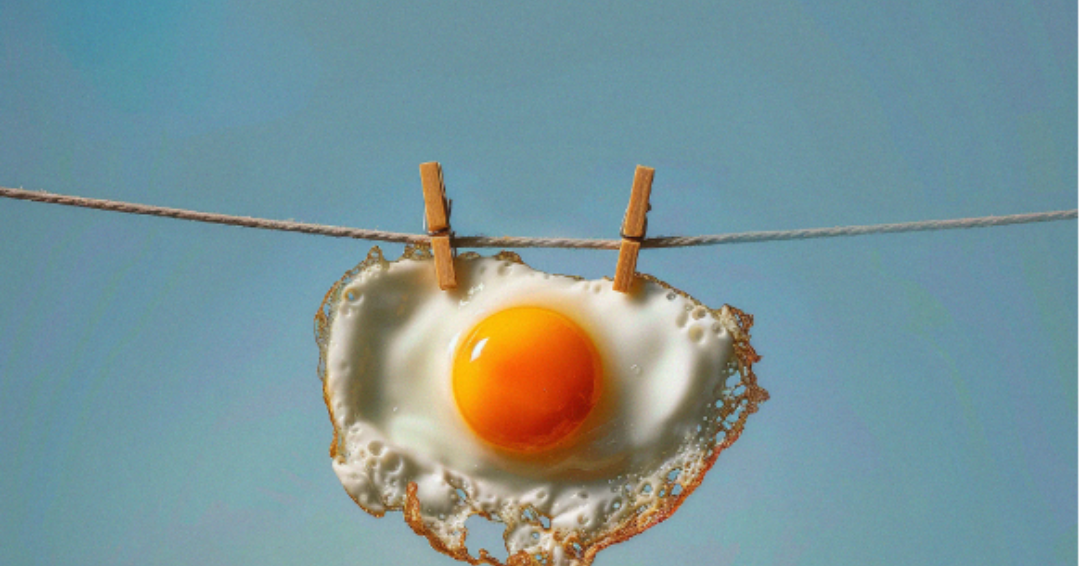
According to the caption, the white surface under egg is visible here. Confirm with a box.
[316,245,766,566]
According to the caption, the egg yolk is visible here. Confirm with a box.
[452,306,602,452]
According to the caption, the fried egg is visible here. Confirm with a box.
[316,245,767,566]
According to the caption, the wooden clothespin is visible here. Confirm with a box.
[419,161,457,290]
[613,165,655,293]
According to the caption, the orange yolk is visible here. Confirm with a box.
[452,307,602,452]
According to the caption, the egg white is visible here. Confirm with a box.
[317,245,765,566]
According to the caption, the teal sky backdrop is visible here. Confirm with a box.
[1,1,1076,565]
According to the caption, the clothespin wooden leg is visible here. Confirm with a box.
[419,162,457,290]
[613,165,654,293]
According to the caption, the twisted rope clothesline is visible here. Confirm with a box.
[1,186,1075,250]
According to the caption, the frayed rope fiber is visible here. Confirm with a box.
[2,186,1075,250]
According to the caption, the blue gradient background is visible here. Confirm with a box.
[0,1,1076,565]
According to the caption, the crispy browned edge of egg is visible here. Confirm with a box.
[315,244,769,566]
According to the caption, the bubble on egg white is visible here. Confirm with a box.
[316,245,768,566]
